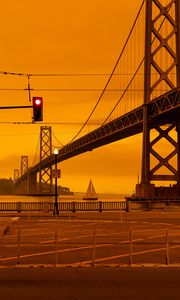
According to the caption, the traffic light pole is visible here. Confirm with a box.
[0,100,43,122]
[53,151,59,216]
[0,106,33,109]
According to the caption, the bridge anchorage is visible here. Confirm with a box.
[135,0,180,200]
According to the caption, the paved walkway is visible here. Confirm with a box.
[1,210,180,238]
[1,209,180,220]
[0,208,180,218]
[1,211,180,267]
[0,217,19,238]
[0,212,180,299]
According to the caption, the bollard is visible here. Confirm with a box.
[54,228,58,267]
[99,201,102,213]
[166,229,169,266]
[44,202,49,213]
[92,228,97,266]
[72,201,76,213]
[126,201,131,212]
[17,229,21,265]
[129,229,133,266]
[17,202,21,213]
[147,201,151,211]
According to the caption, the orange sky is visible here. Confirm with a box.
[0,0,147,194]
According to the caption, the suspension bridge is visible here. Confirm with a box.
[13,0,180,200]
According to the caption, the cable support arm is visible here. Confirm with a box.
[0,105,32,109]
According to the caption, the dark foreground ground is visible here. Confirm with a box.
[0,267,180,300]
[1,211,180,299]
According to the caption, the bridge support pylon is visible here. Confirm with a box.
[20,155,29,194]
[13,169,20,194]
[29,173,37,194]
[135,0,180,200]
[39,126,53,195]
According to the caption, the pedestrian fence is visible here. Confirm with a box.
[0,201,126,213]
[0,227,180,267]
[0,199,180,212]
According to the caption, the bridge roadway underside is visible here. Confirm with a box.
[29,89,180,170]
[17,88,180,196]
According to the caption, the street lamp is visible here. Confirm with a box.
[53,148,59,215]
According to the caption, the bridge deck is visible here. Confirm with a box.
[18,88,180,181]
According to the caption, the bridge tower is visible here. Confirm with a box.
[13,169,20,194]
[39,126,53,194]
[20,155,29,194]
[21,155,28,176]
[136,0,180,199]
[14,169,20,182]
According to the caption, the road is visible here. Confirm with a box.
[0,267,180,300]
[1,211,180,266]
[0,211,180,299]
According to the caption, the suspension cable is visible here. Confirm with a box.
[67,0,146,144]
[30,136,40,167]
[102,0,174,124]
[101,58,145,126]
[52,130,64,147]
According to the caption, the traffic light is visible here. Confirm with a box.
[32,97,43,121]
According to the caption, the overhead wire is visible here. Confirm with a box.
[99,0,174,125]
[0,88,171,92]
[66,0,146,144]
[30,136,40,167]
[0,0,174,151]
[52,130,64,147]
[0,122,100,125]
[0,71,175,76]
[0,0,146,148]
[101,58,145,125]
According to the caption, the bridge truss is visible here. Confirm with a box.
[39,126,53,194]
[138,0,180,198]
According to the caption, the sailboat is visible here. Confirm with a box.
[83,179,98,200]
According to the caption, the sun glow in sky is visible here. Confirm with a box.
[0,0,146,194]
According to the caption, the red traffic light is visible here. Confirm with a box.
[33,97,43,121]
[34,98,42,105]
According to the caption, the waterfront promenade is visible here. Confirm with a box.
[0,211,180,299]
[1,210,180,267]
[0,211,180,300]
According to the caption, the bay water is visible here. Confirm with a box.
[0,194,128,203]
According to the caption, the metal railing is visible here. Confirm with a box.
[1,227,180,267]
[0,200,180,213]
[0,201,127,213]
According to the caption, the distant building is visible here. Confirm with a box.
[0,178,13,195]
[58,186,74,195]
[0,178,74,195]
